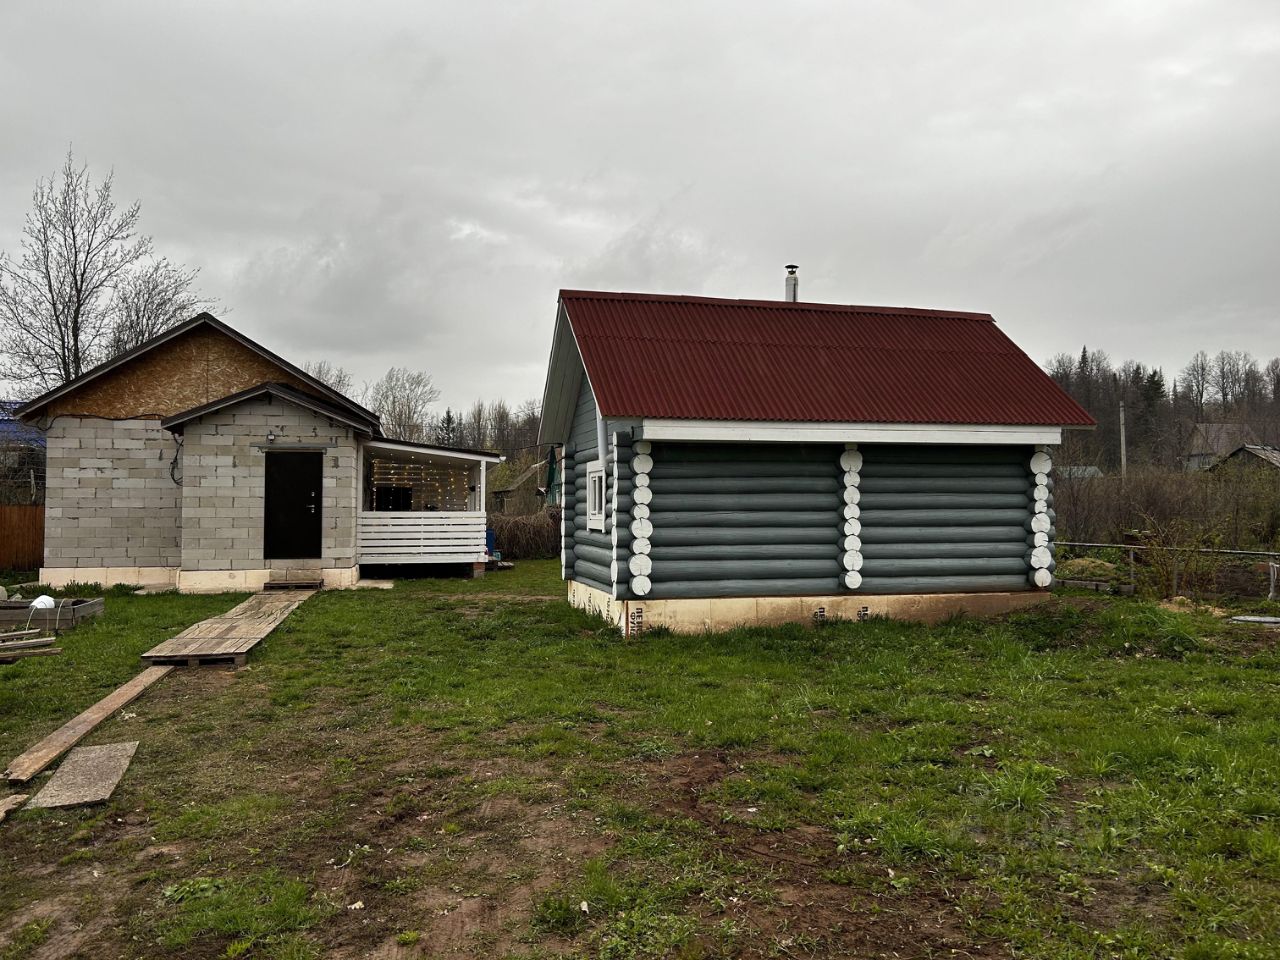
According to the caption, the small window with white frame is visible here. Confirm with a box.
[586,460,606,531]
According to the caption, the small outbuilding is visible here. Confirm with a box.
[1209,444,1280,473]
[17,314,501,591]
[537,285,1095,633]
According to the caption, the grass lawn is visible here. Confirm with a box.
[1,562,1278,959]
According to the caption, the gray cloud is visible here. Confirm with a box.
[2,0,1278,408]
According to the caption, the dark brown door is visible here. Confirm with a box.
[264,451,323,560]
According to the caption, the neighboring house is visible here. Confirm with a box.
[490,459,547,515]
[1184,422,1260,471]
[1057,465,1104,479]
[537,288,1094,633]
[0,400,47,504]
[1209,444,1280,473]
[16,314,500,591]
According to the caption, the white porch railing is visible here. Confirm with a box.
[357,510,488,564]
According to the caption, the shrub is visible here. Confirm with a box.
[489,508,560,560]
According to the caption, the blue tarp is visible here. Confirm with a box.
[0,401,45,448]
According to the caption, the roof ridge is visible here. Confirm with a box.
[559,289,995,321]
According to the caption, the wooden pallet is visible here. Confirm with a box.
[140,589,313,667]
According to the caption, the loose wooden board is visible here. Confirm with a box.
[26,742,139,809]
[4,666,172,784]
[0,636,56,651]
[0,646,62,664]
[0,793,28,824]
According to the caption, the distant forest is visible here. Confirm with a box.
[1046,348,1280,470]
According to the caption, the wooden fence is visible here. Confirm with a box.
[0,505,44,571]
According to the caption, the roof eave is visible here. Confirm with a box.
[161,382,377,436]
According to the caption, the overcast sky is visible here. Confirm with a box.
[2,0,1278,410]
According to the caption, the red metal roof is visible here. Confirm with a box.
[561,290,1095,427]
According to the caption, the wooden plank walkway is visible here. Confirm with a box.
[140,589,314,667]
[5,665,172,784]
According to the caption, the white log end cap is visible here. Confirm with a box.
[632,503,650,520]
[633,486,653,506]
[630,574,651,597]
[1034,471,1049,486]
[840,551,864,572]
[633,440,652,455]
[1034,498,1048,514]
[839,449,863,471]
[633,473,650,488]
[842,470,860,487]
[842,535,862,552]
[1029,546,1052,569]
[842,503,860,520]
[842,486,861,505]
[631,453,654,474]
[609,560,619,582]
[1030,451,1053,474]
[1032,530,1049,547]
[1032,568,1053,589]
[1033,484,1049,501]
[1030,513,1051,534]
[631,536,651,556]
[844,570,863,590]
[630,517,653,539]
[628,554,652,577]
[843,518,861,536]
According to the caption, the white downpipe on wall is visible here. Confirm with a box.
[596,408,608,460]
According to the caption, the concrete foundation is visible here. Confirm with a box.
[39,565,360,593]
[40,566,178,590]
[567,580,1049,636]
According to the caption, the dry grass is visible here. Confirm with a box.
[488,508,559,560]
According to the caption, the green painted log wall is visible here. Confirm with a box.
[854,445,1033,594]
[644,442,843,599]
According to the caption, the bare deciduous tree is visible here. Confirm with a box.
[106,258,212,356]
[1179,350,1211,420]
[302,359,355,398]
[0,150,210,393]
[0,151,150,390]
[367,367,440,442]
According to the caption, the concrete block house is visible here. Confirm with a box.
[17,314,499,591]
[538,284,1095,634]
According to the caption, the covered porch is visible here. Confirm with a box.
[357,439,502,567]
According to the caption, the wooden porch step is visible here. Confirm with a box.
[263,579,323,591]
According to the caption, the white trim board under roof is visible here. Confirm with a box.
[636,420,1064,445]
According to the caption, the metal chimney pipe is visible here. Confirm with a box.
[784,264,799,301]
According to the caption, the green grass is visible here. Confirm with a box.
[0,590,245,761]
[0,569,37,589]
[2,560,1279,957]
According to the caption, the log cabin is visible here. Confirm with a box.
[537,277,1095,633]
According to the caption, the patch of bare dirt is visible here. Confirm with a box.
[628,751,1011,959]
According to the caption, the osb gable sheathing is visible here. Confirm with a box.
[46,326,320,420]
